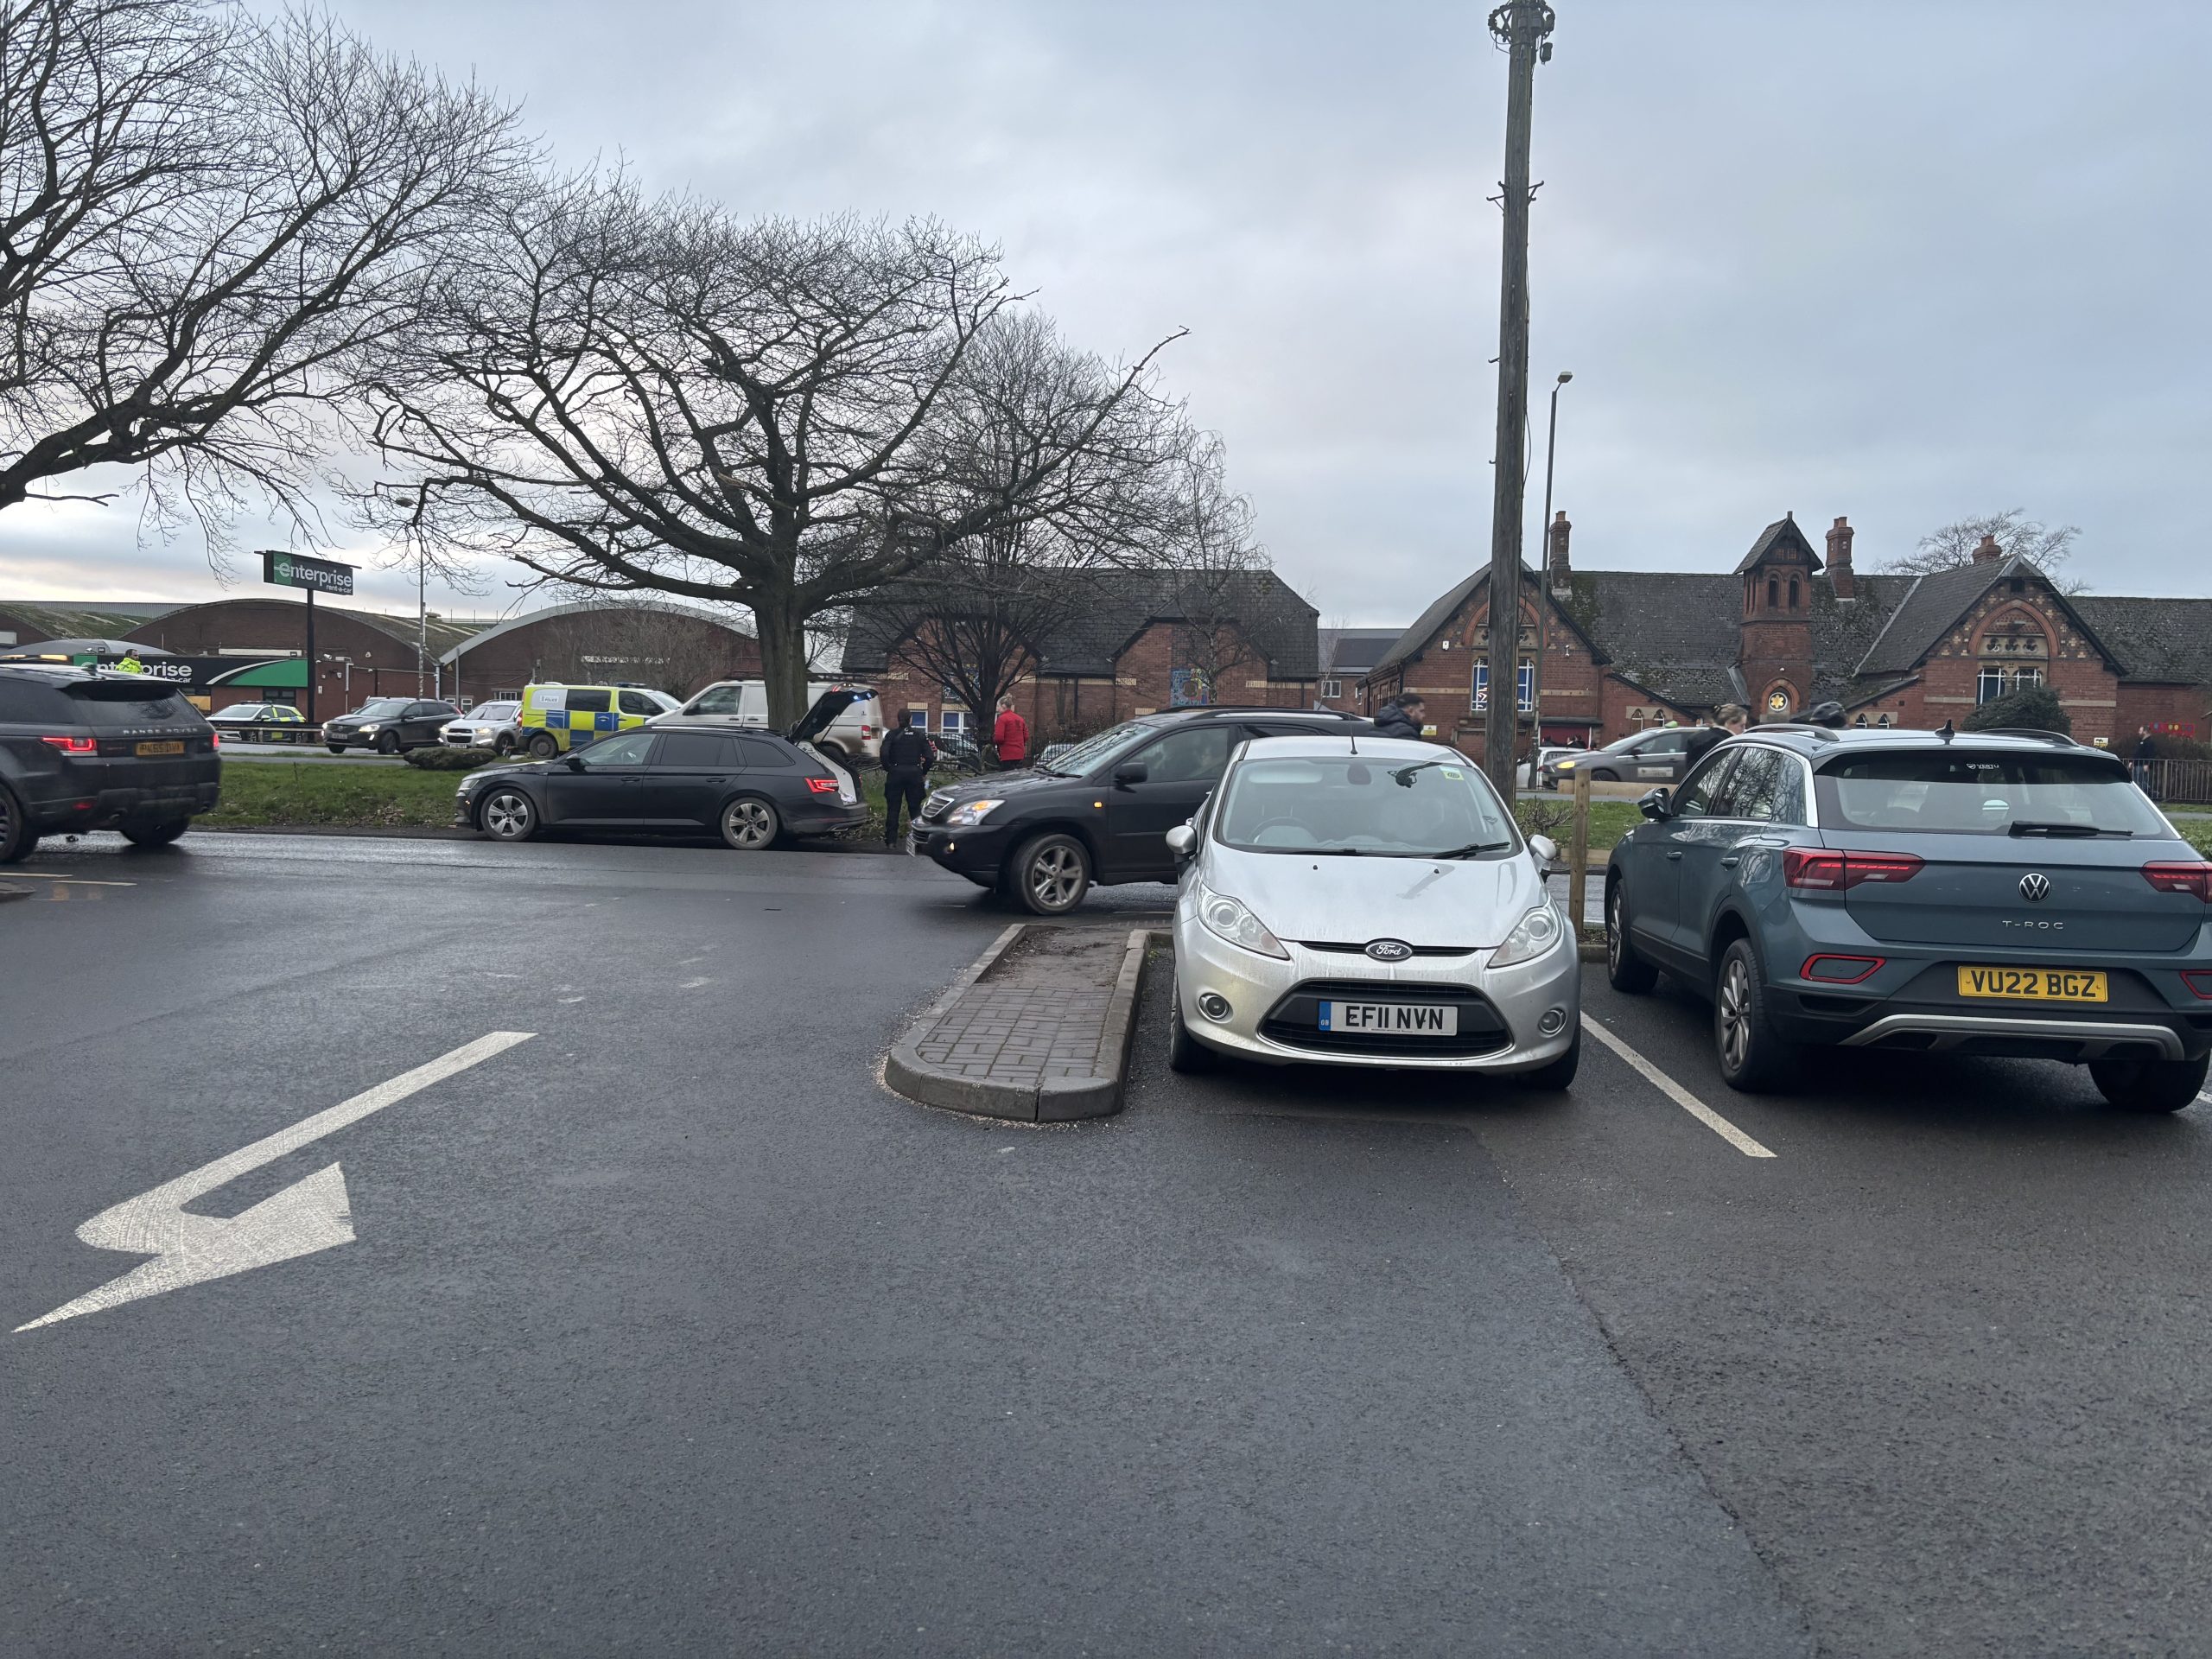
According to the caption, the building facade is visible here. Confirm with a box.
[1363,512,2212,756]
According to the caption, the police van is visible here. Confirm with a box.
[517,683,682,758]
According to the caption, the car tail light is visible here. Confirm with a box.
[1802,954,1885,984]
[2181,970,2212,1001]
[805,777,839,794]
[2142,861,2212,902]
[1783,848,1923,891]
[41,734,97,755]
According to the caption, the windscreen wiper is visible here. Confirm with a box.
[2007,821,2129,838]
[1431,841,1515,858]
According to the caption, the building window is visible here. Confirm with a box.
[493,687,520,701]
[1767,577,1780,608]
[1472,661,1534,712]
[939,708,966,735]
[2012,666,2043,692]
[1320,677,1342,701]
[1976,665,2008,704]
[1789,576,1801,608]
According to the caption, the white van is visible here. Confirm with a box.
[664,680,884,765]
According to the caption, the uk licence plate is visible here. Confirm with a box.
[1957,966,2108,1003]
[1319,1001,1459,1036]
[136,740,184,756]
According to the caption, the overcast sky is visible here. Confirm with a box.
[3,0,2205,626]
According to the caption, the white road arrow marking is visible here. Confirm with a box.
[14,1031,535,1334]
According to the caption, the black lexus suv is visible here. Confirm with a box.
[0,664,221,861]
[912,705,1373,913]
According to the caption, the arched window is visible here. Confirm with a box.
[1789,576,1801,608]
[1767,576,1780,608]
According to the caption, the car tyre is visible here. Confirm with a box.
[1714,936,1797,1092]
[119,818,189,849]
[2088,1052,2209,1114]
[375,730,401,754]
[327,744,346,754]
[1590,768,1619,783]
[478,788,537,842]
[526,731,559,760]
[0,784,35,863]
[1166,976,1214,1073]
[494,733,515,756]
[1605,877,1659,994]
[1010,831,1090,915]
[1519,1022,1581,1090]
[720,795,780,851]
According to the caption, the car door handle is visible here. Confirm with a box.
[1667,849,1683,861]
[1719,855,1740,868]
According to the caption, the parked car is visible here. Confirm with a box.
[1604,725,2212,1109]
[1529,745,1581,790]
[455,688,868,849]
[1550,727,1699,786]
[324,697,459,753]
[1162,732,1579,1084]
[516,683,679,759]
[207,702,309,742]
[911,706,1373,914]
[442,700,524,754]
[0,663,220,861]
[662,679,885,766]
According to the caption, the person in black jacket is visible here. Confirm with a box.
[880,712,938,849]
[1373,694,1426,741]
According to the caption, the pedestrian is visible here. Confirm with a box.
[991,696,1029,772]
[2133,726,2158,792]
[880,710,938,849]
[1715,702,1750,735]
[1372,693,1426,741]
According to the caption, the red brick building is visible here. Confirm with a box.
[1363,512,2212,758]
[839,571,1319,744]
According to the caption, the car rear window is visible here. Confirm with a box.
[1816,750,2166,836]
[0,675,73,722]
[62,682,196,726]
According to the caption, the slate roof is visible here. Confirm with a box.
[2071,596,2212,684]
[1319,627,1402,677]
[0,600,180,642]
[1731,515,1821,575]
[841,569,1319,682]
[1557,570,1740,707]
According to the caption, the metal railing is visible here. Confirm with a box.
[2139,758,2212,806]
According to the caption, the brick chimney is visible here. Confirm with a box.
[1826,515,1855,601]
[1972,532,2003,563]
[1547,510,1572,591]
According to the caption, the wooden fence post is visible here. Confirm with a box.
[1568,767,1592,934]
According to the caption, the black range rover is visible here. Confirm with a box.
[912,706,1372,913]
[0,664,220,861]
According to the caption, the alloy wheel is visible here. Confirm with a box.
[1028,844,1083,911]
[483,792,532,839]
[1606,888,1624,972]
[1718,956,1752,1073]
[724,799,775,849]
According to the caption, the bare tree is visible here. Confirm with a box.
[1147,435,1299,702]
[1884,509,2084,590]
[357,181,1190,727]
[0,1,524,552]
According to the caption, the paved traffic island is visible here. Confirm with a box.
[887,922,1154,1122]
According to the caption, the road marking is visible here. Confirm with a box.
[10,873,136,887]
[14,1032,535,1334]
[1581,1014,1776,1159]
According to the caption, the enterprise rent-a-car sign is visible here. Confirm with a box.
[262,550,355,596]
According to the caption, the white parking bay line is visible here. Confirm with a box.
[1581,1014,1776,1160]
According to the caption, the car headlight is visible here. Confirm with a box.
[1195,883,1289,959]
[358,722,380,733]
[1555,758,1576,770]
[945,798,1004,826]
[1490,903,1565,968]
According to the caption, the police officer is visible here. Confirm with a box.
[880,710,938,849]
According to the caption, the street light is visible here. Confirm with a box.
[1526,370,1573,787]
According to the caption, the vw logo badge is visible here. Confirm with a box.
[2020,873,2050,902]
[1365,938,1414,963]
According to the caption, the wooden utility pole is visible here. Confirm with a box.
[1479,1,1557,798]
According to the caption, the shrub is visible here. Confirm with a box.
[1963,683,2070,736]
[404,746,499,771]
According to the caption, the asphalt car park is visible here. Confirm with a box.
[9,825,2212,1655]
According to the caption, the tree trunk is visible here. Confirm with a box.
[753,599,812,730]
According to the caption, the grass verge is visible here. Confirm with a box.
[1516,797,1637,855]
[203,763,473,830]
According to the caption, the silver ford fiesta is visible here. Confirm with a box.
[1165,734,1581,1086]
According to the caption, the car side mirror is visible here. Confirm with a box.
[1527,833,1559,868]
[562,753,585,772]
[1165,823,1196,859]
[1637,787,1672,822]
[1113,764,1148,787]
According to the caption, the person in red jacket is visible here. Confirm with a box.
[992,696,1029,771]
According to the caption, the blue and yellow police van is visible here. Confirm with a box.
[517,682,683,759]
